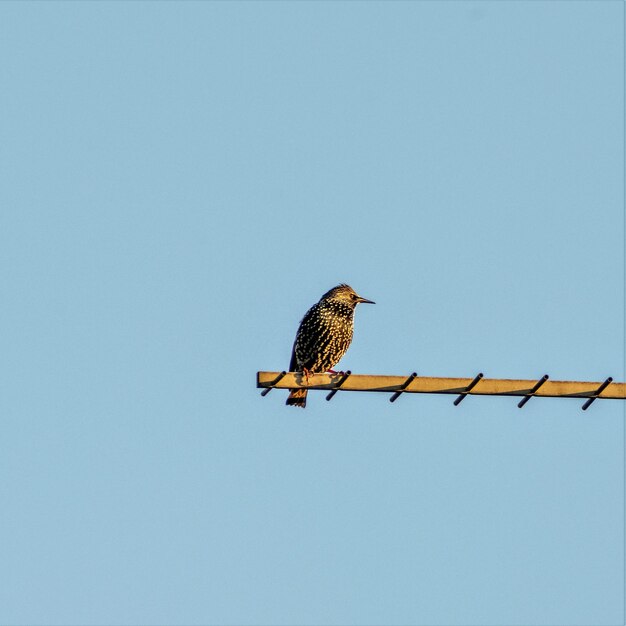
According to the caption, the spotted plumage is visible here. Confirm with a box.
[286,284,374,408]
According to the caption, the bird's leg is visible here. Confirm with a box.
[302,367,311,384]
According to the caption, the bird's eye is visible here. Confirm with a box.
[350,294,357,300]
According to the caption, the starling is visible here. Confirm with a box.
[286,284,375,408]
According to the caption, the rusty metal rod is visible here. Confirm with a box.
[256,372,626,400]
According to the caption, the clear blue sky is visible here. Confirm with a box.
[0,2,623,625]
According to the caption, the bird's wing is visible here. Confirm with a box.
[290,305,321,371]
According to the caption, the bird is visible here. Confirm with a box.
[286,284,375,408]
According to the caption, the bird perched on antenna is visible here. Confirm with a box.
[286,284,375,408]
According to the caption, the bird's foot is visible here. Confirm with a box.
[327,369,343,375]
[302,367,311,384]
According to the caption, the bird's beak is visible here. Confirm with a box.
[356,295,375,304]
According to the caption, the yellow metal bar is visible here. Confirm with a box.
[256,372,626,400]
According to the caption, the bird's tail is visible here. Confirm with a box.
[286,388,307,408]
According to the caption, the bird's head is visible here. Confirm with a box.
[321,284,375,308]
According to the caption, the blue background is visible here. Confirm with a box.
[0,2,623,625]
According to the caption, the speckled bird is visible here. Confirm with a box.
[286,284,375,408]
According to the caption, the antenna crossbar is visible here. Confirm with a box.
[257,371,626,403]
